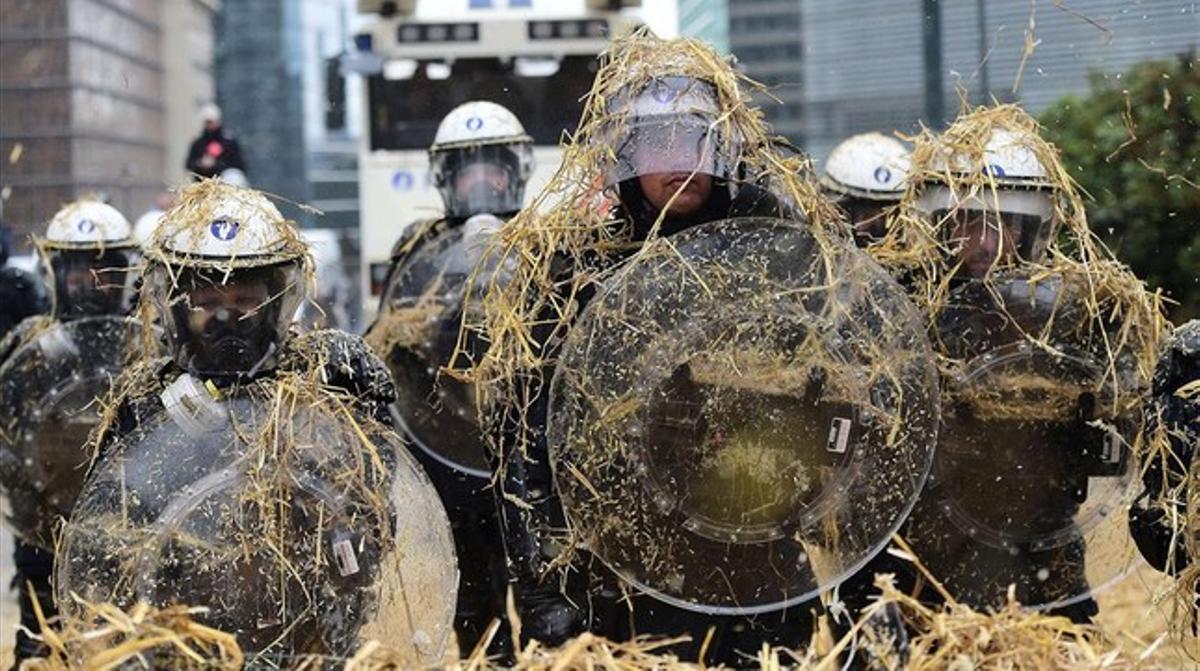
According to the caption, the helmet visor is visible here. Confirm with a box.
[431,144,530,218]
[612,115,725,185]
[46,248,135,319]
[937,209,1049,279]
[149,261,304,377]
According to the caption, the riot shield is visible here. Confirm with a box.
[0,316,144,548]
[56,382,457,665]
[547,217,940,614]
[909,273,1142,610]
[371,216,505,478]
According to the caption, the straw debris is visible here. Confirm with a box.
[445,30,935,600]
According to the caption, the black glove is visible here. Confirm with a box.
[281,329,397,422]
[517,581,584,646]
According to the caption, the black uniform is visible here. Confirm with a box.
[369,211,517,656]
[495,180,821,665]
[0,231,48,340]
[1,317,52,666]
[1130,320,1200,580]
[98,329,396,448]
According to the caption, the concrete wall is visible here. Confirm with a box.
[0,0,217,251]
[163,0,219,187]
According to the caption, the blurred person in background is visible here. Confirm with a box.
[185,103,247,181]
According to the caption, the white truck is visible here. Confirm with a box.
[348,0,642,319]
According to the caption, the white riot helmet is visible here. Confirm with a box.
[145,181,311,379]
[820,132,909,201]
[38,200,138,320]
[604,76,735,188]
[133,209,164,247]
[821,132,909,245]
[429,101,534,219]
[219,168,249,187]
[918,127,1058,276]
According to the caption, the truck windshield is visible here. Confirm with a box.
[368,54,599,150]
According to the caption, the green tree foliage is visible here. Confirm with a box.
[1040,53,1199,320]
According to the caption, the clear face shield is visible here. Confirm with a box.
[431,143,531,219]
[148,261,305,378]
[43,247,136,320]
[923,184,1056,279]
[937,208,1052,279]
[837,196,893,247]
[614,115,725,184]
[604,78,737,223]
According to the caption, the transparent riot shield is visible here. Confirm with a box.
[547,217,940,614]
[0,316,144,548]
[909,272,1142,611]
[56,383,457,665]
[371,216,506,478]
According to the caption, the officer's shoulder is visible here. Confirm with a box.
[730,183,796,220]
[112,355,176,405]
[390,217,448,260]
[90,355,175,447]
[283,329,388,373]
[281,329,395,399]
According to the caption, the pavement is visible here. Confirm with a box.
[1,524,15,668]
[0,514,1192,667]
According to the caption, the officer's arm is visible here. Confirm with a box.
[1129,320,1200,574]
[184,138,206,174]
[281,329,397,424]
[491,380,582,646]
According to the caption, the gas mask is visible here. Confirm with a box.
[46,248,135,320]
[150,262,304,380]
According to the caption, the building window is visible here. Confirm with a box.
[325,55,346,131]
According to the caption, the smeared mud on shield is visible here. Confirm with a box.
[0,316,147,548]
[367,215,509,477]
[54,376,456,666]
[548,218,939,613]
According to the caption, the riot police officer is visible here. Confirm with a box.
[0,199,138,665]
[490,46,938,666]
[819,132,910,246]
[1130,320,1199,585]
[52,180,457,665]
[365,101,534,654]
[846,119,1148,630]
[378,100,534,286]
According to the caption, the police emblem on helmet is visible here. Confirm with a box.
[76,218,96,234]
[466,117,484,132]
[650,80,679,104]
[873,166,892,184]
[210,218,239,241]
